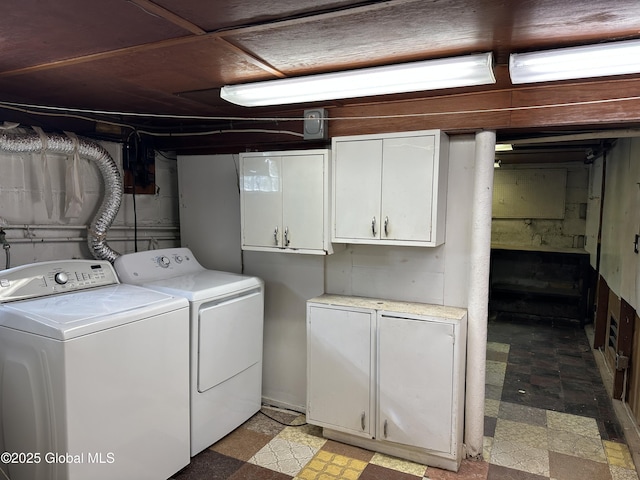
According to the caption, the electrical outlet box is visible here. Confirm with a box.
[616,353,629,370]
[303,108,328,140]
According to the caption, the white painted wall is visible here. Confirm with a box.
[178,135,478,410]
[585,155,604,267]
[177,154,242,273]
[491,164,589,250]
[598,138,640,310]
[0,139,180,268]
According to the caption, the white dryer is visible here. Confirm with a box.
[114,247,264,456]
[0,259,190,480]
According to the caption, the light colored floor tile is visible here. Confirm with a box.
[548,428,607,462]
[604,441,637,469]
[483,436,493,461]
[249,437,319,476]
[487,342,510,354]
[485,398,500,418]
[610,464,640,480]
[485,360,507,387]
[369,452,427,476]
[484,384,503,401]
[278,424,327,449]
[490,438,550,477]
[494,418,548,449]
[546,410,601,438]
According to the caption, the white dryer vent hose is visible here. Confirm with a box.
[0,129,123,263]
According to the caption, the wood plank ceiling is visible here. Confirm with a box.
[1,0,640,155]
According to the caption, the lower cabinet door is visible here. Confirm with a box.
[307,304,374,437]
[377,314,455,453]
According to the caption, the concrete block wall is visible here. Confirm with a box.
[491,164,589,250]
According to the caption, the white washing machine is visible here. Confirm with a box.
[114,247,264,456]
[0,259,190,480]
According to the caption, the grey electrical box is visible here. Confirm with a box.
[616,352,630,370]
[303,109,328,140]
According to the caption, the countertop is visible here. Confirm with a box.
[308,294,467,320]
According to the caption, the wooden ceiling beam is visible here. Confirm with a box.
[327,76,640,138]
[127,0,207,35]
[214,38,287,79]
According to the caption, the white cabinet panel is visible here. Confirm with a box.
[381,135,435,241]
[242,155,282,248]
[306,304,375,437]
[378,314,454,452]
[282,154,324,250]
[240,150,334,254]
[334,139,383,240]
[332,130,448,247]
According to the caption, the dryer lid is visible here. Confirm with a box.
[138,270,263,302]
[114,247,263,302]
[0,284,187,340]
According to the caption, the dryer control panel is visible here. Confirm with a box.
[0,259,118,303]
[114,247,204,283]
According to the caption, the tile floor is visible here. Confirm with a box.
[171,315,639,480]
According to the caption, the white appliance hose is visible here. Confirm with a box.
[0,129,123,262]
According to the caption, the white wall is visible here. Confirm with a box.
[177,154,242,273]
[491,164,589,250]
[178,135,478,410]
[585,155,604,267]
[0,139,180,268]
[598,138,640,310]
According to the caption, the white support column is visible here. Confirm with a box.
[464,129,496,459]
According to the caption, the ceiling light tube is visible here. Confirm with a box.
[495,144,513,152]
[220,52,495,106]
[509,38,640,84]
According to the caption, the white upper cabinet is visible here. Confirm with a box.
[240,149,334,254]
[332,130,449,247]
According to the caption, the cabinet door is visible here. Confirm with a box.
[307,305,375,437]
[241,155,283,248]
[333,139,383,241]
[377,314,454,453]
[381,135,435,242]
[282,154,325,250]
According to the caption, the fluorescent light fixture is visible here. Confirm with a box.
[509,39,640,84]
[495,143,513,152]
[220,53,495,106]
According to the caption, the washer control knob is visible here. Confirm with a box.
[174,255,183,264]
[158,256,171,268]
[54,272,69,285]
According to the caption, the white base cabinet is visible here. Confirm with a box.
[307,295,467,472]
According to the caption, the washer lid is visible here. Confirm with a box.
[0,284,187,340]
[139,270,263,302]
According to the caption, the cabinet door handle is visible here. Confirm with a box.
[384,216,389,237]
[361,412,366,431]
[371,217,377,236]
[274,226,279,246]
[284,227,290,246]
[383,419,388,438]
